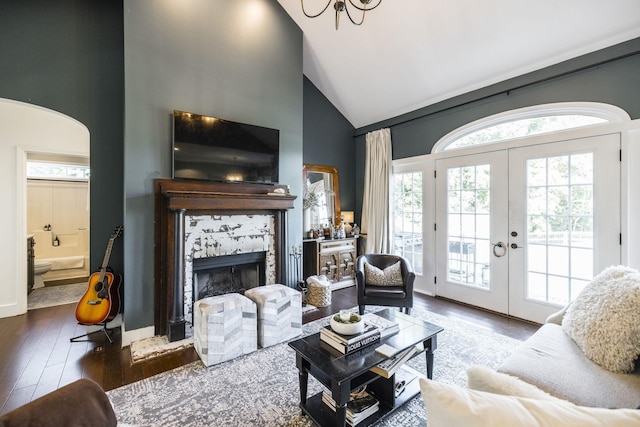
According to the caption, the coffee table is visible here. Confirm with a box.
[288,309,443,427]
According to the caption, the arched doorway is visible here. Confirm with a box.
[0,98,89,318]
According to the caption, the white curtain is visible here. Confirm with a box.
[361,128,392,254]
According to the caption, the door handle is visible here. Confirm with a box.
[492,242,507,257]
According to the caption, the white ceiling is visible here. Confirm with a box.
[276,0,640,129]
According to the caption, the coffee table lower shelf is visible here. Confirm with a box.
[300,366,425,427]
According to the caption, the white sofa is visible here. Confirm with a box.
[498,308,640,409]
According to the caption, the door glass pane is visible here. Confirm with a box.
[446,164,490,289]
[525,153,594,304]
[393,172,423,274]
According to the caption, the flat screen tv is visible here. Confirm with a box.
[172,110,279,184]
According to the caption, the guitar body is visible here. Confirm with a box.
[75,271,114,325]
[74,226,122,326]
[106,272,123,322]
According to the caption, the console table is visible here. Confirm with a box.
[302,237,358,290]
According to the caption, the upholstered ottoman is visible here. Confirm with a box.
[193,293,257,367]
[244,284,302,348]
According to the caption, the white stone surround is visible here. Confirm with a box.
[183,214,276,337]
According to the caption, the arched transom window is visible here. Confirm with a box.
[434,102,630,153]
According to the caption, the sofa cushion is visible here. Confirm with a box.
[562,265,640,373]
[419,378,640,427]
[467,365,564,402]
[498,323,640,408]
[364,261,403,286]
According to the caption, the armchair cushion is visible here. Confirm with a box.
[364,261,404,286]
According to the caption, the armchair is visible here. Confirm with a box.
[355,254,415,315]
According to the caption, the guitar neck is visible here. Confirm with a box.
[98,238,116,282]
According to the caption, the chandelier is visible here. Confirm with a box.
[301,0,383,30]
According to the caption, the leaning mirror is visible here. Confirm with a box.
[303,164,340,235]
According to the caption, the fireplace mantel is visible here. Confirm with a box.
[154,179,296,341]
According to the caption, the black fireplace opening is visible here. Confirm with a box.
[192,251,266,301]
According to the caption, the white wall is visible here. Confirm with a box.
[0,98,89,318]
[27,180,89,235]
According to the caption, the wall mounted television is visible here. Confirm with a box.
[172,110,279,184]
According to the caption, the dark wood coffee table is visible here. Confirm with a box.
[288,309,443,427]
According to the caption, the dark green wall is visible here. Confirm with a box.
[0,0,125,277]
[123,0,304,330]
[354,38,640,223]
[303,77,356,212]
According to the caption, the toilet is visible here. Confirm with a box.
[33,261,52,289]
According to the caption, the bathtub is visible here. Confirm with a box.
[31,229,90,282]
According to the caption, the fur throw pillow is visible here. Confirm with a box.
[562,265,640,373]
[364,261,404,286]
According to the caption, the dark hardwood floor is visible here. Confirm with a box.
[0,287,539,415]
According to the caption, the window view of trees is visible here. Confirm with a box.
[392,172,423,274]
[446,165,491,288]
[446,115,606,150]
[526,153,594,305]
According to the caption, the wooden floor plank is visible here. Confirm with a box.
[0,287,539,415]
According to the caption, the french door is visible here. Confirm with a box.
[435,134,620,323]
[434,150,509,313]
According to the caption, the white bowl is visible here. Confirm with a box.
[330,316,364,335]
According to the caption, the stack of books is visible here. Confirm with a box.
[320,313,400,355]
[320,323,381,354]
[322,389,379,426]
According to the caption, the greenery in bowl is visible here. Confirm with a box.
[332,313,362,324]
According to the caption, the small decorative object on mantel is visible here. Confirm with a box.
[267,188,287,196]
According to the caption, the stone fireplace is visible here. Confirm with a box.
[154,179,296,342]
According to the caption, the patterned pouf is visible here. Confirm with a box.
[193,293,257,367]
[244,284,302,348]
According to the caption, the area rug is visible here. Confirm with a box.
[107,307,526,426]
[27,282,86,310]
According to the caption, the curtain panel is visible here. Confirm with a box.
[362,128,392,254]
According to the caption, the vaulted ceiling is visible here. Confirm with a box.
[276,0,640,129]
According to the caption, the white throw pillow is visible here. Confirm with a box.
[364,261,403,286]
[562,265,640,373]
[420,378,640,427]
[466,365,563,402]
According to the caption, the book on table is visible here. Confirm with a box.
[320,323,381,354]
[369,345,417,379]
[360,313,400,338]
[322,389,379,426]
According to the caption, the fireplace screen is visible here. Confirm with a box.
[192,252,266,301]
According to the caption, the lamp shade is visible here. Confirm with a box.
[341,211,354,224]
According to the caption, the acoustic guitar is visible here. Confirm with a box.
[75,226,123,325]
